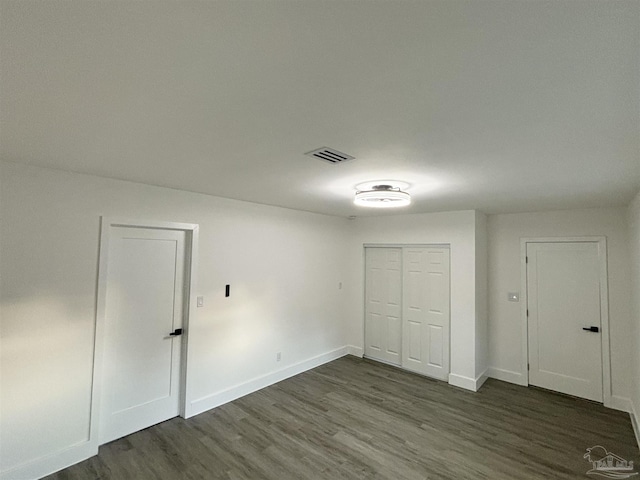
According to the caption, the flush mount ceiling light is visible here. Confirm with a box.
[354,181,411,208]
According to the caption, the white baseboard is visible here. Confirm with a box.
[448,370,489,392]
[448,373,476,392]
[346,345,363,357]
[475,369,489,390]
[487,367,528,386]
[0,440,96,480]
[187,346,350,418]
[607,395,632,413]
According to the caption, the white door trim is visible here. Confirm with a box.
[90,217,199,450]
[520,236,611,407]
[363,243,451,249]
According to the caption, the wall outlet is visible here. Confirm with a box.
[276,352,281,362]
[197,296,204,307]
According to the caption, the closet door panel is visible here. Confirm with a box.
[428,325,444,368]
[364,248,402,365]
[407,321,422,362]
[365,246,450,379]
[402,247,450,380]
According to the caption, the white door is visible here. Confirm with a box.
[527,242,603,402]
[100,226,187,444]
[402,247,450,380]
[364,248,402,365]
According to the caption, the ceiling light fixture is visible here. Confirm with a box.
[354,183,411,208]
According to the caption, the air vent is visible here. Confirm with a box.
[305,147,355,165]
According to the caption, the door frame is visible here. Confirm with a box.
[90,217,199,449]
[520,236,611,407]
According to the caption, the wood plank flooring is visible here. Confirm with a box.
[46,356,639,480]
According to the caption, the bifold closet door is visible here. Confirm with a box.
[402,247,450,380]
[364,248,402,365]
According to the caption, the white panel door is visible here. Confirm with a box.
[100,226,187,444]
[364,248,402,365]
[402,247,450,380]
[527,242,603,402]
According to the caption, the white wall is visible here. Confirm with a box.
[5,159,634,478]
[475,211,488,380]
[0,161,351,478]
[347,210,485,388]
[487,208,632,407]
[627,191,640,442]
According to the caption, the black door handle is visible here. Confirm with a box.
[582,326,599,333]
[169,328,183,336]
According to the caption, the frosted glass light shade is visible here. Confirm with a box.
[354,187,411,208]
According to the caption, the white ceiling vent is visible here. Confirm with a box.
[305,147,355,165]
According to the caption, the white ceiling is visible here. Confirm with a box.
[1,0,638,217]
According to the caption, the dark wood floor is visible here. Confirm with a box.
[46,356,639,480]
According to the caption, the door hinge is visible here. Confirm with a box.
[527,363,530,371]
[526,256,528,263]
[526,309,529,317]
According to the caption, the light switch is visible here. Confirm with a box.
[507,292,519,302]
[197,296,204,307]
